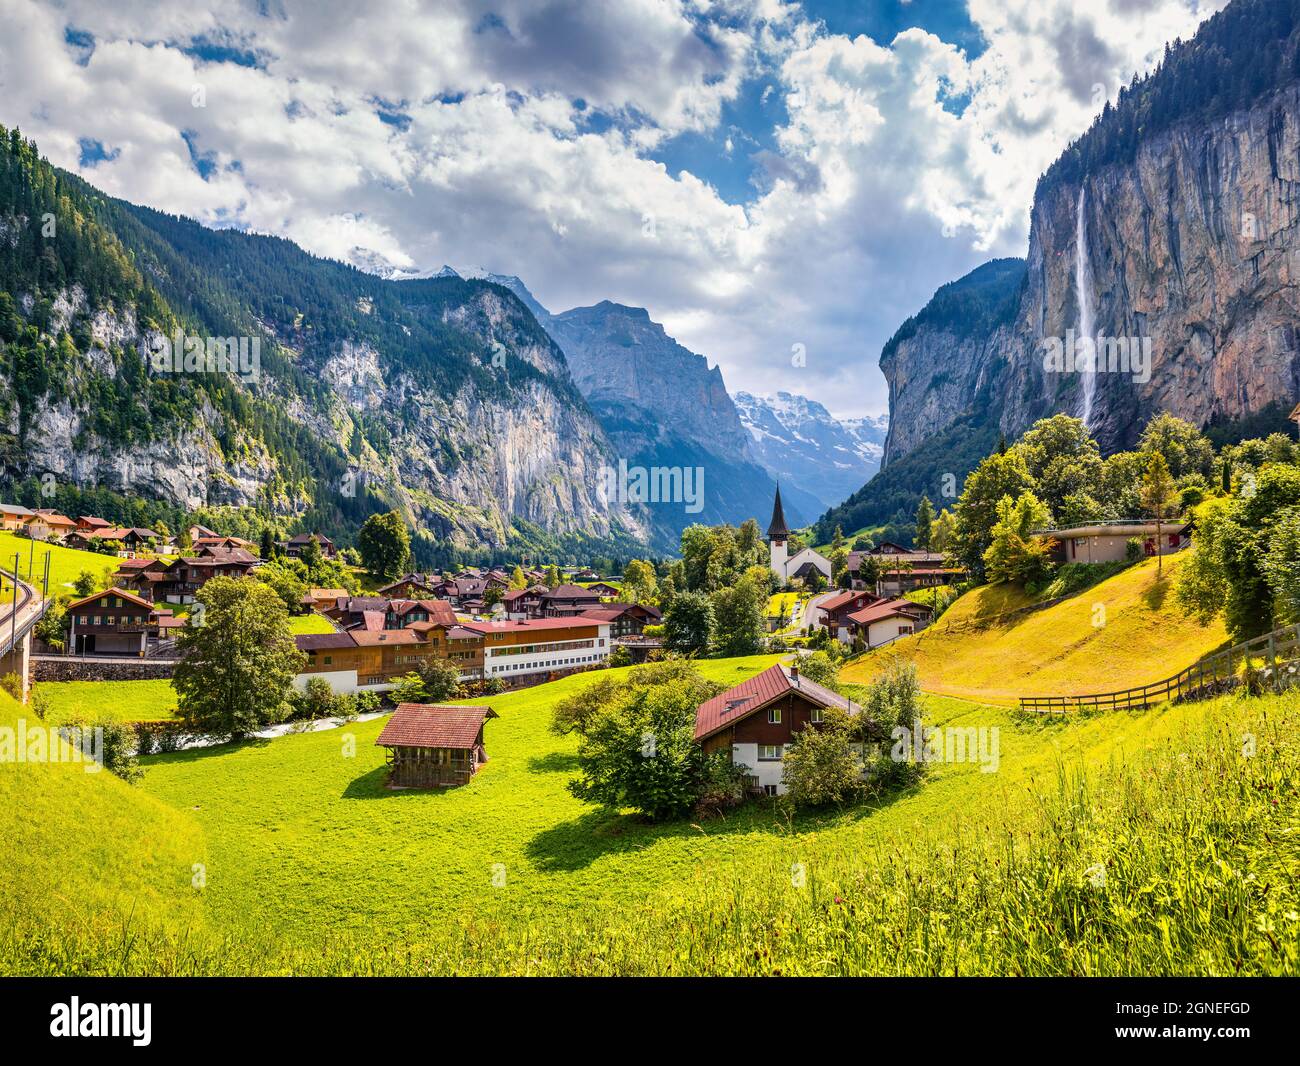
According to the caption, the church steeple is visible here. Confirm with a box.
[767,485,790,541]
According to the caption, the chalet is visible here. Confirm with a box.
[76,516,113,533]
[375,703,498,788]
[538,583,604,617]
[462,616,612,685]
[584,581,622,599]
[844,598,932,649]
[22,510,78,542]
[817,589,881,641]
[67,526,163,558]
[302,587,349,611]
[115,551,258,603]
[377,573,441,599]
[579,602,662,639]
[0,504,34,530]
[187,524,219,542]
[282,531,338,560]
[193,534,256,553]
[294,623,485,693]
[65,587,168,656]
[1031,520,1191,565]
[502,584,547,620]
[693,663,871,796]
[848,547,959,595]
[383,598,457,629]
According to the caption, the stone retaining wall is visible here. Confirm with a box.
[32,657,178,682]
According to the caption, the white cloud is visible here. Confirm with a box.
[0,0,1225,416]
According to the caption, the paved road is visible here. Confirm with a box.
[800,591,840,632]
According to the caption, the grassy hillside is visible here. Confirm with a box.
[5,647,1296,975]
[36,679,180,726]
[0,530,119,594]
[843,554,1229,703]
[0,687,206,973]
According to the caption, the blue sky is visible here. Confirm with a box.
[0,0,1224,417]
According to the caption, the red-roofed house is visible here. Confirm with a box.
[845,598,933,649]
[376,703,498,788]
[817,589,881,641]
[694,663,868,796]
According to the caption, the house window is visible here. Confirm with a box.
[323,656,333,666]
[763,784,779,797]
[767,707,781,724]
[758,744,782,761]
[811,708,823,724]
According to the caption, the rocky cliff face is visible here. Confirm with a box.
[734,390,886,512]
[300,296,645,549]
[883,83,1300,469]
[479,275,807,533]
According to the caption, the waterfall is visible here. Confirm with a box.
[1075,185,1096,429]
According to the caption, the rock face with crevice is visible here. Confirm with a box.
[882,83,1300,472]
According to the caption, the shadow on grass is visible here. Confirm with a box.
[525,784,917,871]
[341,764,485,800]
[141,734,277,766]
[1142,571,1173,611]
[527,751,579,774]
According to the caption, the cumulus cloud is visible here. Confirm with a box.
[0,0,1225,416]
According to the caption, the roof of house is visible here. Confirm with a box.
[350,628,429,646]
[818,589,876,613]
[387,599,457,624]
[306,587,348,599]
[31,511,76,526]
[66,586,157,612]
[189,524,219,537]
[846,597,931,626]
[114,558,159,571]
[693,663,857,741]
[0,504,34,516]
[295,633,357,651]
[77,515,112,527]
[332,596,388,614]
[287,531,333,545]
[578,603,662,623]
[462,616,605,635]
[1029,520,1191,539]
[375,704,498,750]
[377,574,435,594]
[542,583,602,600]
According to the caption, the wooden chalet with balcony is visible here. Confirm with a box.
[693,663,873,796]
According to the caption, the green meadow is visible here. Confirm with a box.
[2,645,1297,975]
[35,679,180,726]
[0,529,120,595]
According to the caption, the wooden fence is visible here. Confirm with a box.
[1019,623,1300,714]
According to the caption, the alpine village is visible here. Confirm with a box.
[1,0,1299,991]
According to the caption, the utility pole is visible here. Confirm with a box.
[42,551,50,601]
[27,536,34,581]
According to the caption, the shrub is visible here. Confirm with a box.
[863,657,926,791]
[781,708,861,807]
[1125,537,1144,562]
